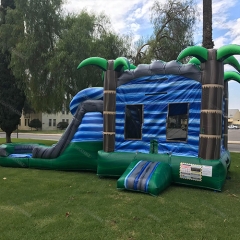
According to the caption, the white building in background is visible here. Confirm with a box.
[228,109,240,126]
[19,108,72,131]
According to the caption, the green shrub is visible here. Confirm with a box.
[57,121,68,130]
[28,119,42,130]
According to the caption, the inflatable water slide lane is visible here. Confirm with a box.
[117,160,172,196]
[0,87,104,171]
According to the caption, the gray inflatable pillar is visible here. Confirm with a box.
[103,60,117,152]
[198,49,224,159]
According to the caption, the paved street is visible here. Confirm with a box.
[228,129,240,152]
[228,129,240,142]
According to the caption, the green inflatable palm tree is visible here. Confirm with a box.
[77,57,131,152]
[178,44,240,159]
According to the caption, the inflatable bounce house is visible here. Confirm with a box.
[1,44,240,196]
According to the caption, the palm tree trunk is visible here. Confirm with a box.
[202,0,214,49]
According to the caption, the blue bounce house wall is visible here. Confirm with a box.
[115,74,202,157]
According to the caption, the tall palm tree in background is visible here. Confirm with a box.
[202,0,214,48]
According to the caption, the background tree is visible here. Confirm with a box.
[202,0,214,49]
[23,99,35,116]
[1,0,15,9]
[0,52,25,143]
[134,0,197,64]
[1,2,132,111]
[0,0,25,143]
[2,0,64,113]
[47,11,132,105]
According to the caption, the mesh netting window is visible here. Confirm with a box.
[124,105,143,140]
[166,103,189,142]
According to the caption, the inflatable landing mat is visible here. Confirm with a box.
[117,160,172,196]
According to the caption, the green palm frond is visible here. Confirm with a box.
[223,56,240,72]
[224,71,240,83]
[217,44,240,62]
[188,57,201,65]
[77,57,108,71]
[177,46,208,63]
[114,57,130,72]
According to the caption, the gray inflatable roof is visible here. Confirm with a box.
[118,60,201,86]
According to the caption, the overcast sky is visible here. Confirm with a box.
[63,0,240,109]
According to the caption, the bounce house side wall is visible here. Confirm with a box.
[97,150,229,191]
[29,141,102,171]
[0,155,30,168]
[0,144,13,157]
[199,49,224,159]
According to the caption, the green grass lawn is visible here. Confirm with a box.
[0,140,240,239]
[0,138,57,146]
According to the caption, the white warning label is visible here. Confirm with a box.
[180,163,202,181]
[202,165,212,177]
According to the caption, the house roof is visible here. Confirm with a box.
[228,109,239,118]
